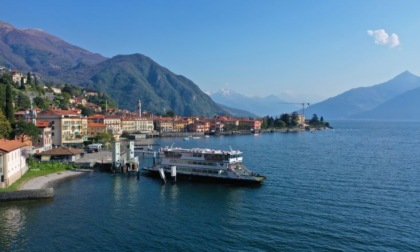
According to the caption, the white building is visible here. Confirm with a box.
[0,139,28,188]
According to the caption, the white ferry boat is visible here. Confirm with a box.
[142,146,266,185]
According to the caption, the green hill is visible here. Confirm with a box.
[53,54,227,117]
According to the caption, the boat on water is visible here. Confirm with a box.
[142,146,266,185]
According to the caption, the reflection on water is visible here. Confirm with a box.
[0,206,27,249]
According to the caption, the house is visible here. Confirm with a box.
[136,117,154,132]
[10,70,25,84]
[121,118,137,132]
[188,121,205,133]
[33,121,53,153]
[87,123,107,136]
[104,116,122,135]
[0,139,28,188]
[37,147,83,162]
[173,119,187,132]
[37,110,87,146]
[155,118,173,132]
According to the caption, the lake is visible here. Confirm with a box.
[1,121,420,251]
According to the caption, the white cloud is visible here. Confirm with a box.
[367,29,400,48]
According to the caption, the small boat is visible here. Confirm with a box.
[183,137,190,141]
[143,146,266,185]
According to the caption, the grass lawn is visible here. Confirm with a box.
[0,162,76,192]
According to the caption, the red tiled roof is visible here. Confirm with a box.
[36,121,51,128]
[40,147,83,156]
[89,114,105,119]
[88,123,106,127]
[0,139,26,152]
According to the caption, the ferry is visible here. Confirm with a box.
[142,146,266,185]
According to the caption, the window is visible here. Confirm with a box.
[52,132,55,136]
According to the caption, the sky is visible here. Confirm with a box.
[2,0,420,103]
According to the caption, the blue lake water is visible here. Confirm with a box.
[1,121,420,251]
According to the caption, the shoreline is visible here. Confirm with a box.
[18,170,89,191]
[0,169,91,202]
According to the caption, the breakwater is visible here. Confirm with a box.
[0,188,54,202]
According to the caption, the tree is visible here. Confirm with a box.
[5,84,14,124]
[0,110,12,139]
[61,85,74,96]
[34,96,49,110]
[0,73,12,85]
[20,77,25,90]
[280,113,290,127]
[165,110,175,117]
[310,114,320,125]
[78,105,94,116]
[261,117,268,129]
[12,121,41,142]
[16,93,31,110]
[96,132,114,144]
[26,72,32,87]
[291,112,299,127]
[0,84,5,114]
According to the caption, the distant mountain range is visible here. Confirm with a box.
[305,71,420,120]
[2,20,420,120]
[0,21,226,117]
[209,88,303,117]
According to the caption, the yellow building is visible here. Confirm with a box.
[37,110,88,146]
[87,123,107,136]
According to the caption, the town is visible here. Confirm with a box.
[0,67,326,189]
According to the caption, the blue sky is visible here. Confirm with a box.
[2,0,420,102]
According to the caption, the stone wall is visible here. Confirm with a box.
[0,188,54,202]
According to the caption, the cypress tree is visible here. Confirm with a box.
[20,77,25,90]
[5,83,14,124]
[27,72,32,87]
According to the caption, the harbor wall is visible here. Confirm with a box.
[0,188,54,202]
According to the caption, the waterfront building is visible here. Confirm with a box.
[0,139,28,188]
[211,121,225,133]
[155,118,174,132]
[87,123,107,136]
[37,110,87,146]
[37,146,83,162]
[121,118,137,132]
[103,116,122,135]
[173,119,187,132]
[136,117,154,132]
[238,119,262,130]
[188,121,205,133]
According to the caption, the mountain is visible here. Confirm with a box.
[0,21,227,117]
[216,103,258,118]
[352,86,420,120]
[305,71,420,119]
[210,88,302,116]
[0,21,106,74]
[72,54,227,117]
